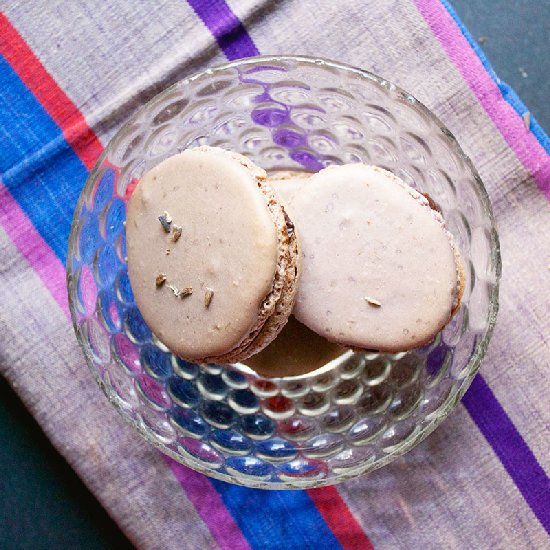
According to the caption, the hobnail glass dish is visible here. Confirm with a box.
[67,55,501,489]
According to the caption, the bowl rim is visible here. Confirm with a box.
[66,54,502,489]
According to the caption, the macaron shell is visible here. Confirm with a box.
[291,164,460,352]
[269,171,311,208]
[126,147,278,361]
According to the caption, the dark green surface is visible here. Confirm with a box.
[0,378,134,549]
[451,0,549,130]
[0,2,548,548]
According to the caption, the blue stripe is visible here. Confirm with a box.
[0,55,88,261]
[443,0,550,155]
[210,480,342,550]
[1,52,342,548]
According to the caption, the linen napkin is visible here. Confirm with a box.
[1,1,548,548]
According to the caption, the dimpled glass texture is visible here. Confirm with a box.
[67,56,500,489]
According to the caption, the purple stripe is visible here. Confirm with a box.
[463,375,550,533]
[187,0,259,60]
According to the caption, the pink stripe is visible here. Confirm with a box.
[0,181,70,318]
[414,0,550,199]
[163,456,251,550]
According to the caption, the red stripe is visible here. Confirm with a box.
[0,12,102,171]
[308,486,374,550]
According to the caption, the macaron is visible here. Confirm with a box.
[290,164,464,353]
[125,146,300,364]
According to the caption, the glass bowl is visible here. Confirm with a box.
[66,55,500,489]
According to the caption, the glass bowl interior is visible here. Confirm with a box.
[67,55,500,489]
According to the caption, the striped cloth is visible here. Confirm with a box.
[1,1,549,548]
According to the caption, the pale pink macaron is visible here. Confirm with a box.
[286,164,464,353]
